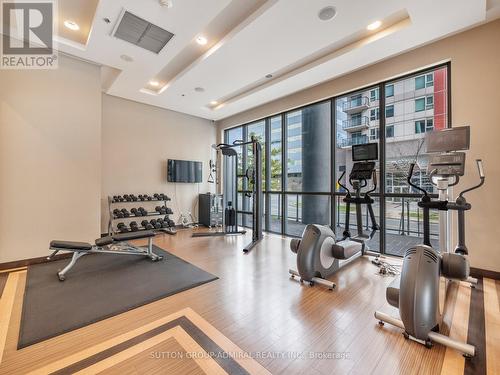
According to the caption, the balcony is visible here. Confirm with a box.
[338,135,368,148]
[342,116,369,132]
[342,96,369,114]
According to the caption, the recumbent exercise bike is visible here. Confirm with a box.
[289,143,379,290]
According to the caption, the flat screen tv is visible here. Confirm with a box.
[167,159,202,183]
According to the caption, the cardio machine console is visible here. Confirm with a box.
[427,152,466,177]
[350,143,378,181]
[350,162,376,181]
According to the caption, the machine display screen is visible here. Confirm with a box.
[426,126,470,153]
[352,143,378,161]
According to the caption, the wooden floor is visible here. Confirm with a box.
[0,229,498,374]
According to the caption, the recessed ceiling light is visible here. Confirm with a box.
[318,6,337,21]
[210,101,218,105]
[120,54,133,62]
[367,20,382,31]
[196,36,208,45]
[64,20,80,31]
[149,80,160,87]
[194,87,205,92]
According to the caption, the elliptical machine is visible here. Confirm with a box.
[374,126,485,357]
[289,143,379,290]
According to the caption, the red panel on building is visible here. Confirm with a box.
[434,68,447,130]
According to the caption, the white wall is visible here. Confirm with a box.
[101,94,216,233]
[0,55,102,263]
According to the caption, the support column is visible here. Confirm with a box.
[302,104,331,224]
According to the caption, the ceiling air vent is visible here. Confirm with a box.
[113,11,174,54]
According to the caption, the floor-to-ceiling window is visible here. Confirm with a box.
[383,65,448,255]
[335,86,380,252]
[268,115,282,232]
[284,101,331,236]
[223,63,450,256]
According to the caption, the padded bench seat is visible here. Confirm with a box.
[50,240,92,251]
[51,231,156,252]
[112,230,155,242]
[332,239,362,260]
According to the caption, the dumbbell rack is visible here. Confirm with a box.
[107,194,174,235]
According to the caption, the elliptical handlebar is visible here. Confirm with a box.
[366,169,377,195]
[477,159,485,179]
[408,163,428,196]
[459,159,485,198]
[428,169,460,187]
[337,171,350,194]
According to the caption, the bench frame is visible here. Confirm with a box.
[48,236,162,281]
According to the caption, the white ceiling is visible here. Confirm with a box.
[54,0,499,121]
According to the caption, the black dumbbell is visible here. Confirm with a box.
[164,216,175,227]
[130,221,139,231]
[131,208,139,216]
[130,194,138,201]
[153,193,160,200]
[159,193,170,201]
[145,195,152,201]
[113,209,124,218]
[138,194,145,201]
[139,207,147,216]
[123,194,130,201]
[155,206,168,214]
[157,218,168,228]
[121,208,130,217]
[165,207,173,215]
[117,222,129,233]
[140,220,153,230]
[150,219,161,229]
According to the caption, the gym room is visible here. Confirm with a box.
[0,0,499,374]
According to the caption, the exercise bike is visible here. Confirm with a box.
[374,126,484,357]
[289,143,379,290]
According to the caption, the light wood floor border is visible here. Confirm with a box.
[0,271,23,365]
[75,326,226,375]
[440,282,472,375]
[26,307,269,375]
[25,309,190,374]
[0,267,27,275]
[484,278,499,375]
[184,309,271,375]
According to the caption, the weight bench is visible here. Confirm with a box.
[48,230,162,281]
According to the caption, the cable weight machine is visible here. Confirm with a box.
[194,136,263,253]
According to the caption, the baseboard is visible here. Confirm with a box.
[0,253,72,271]
[470,267,500,280]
